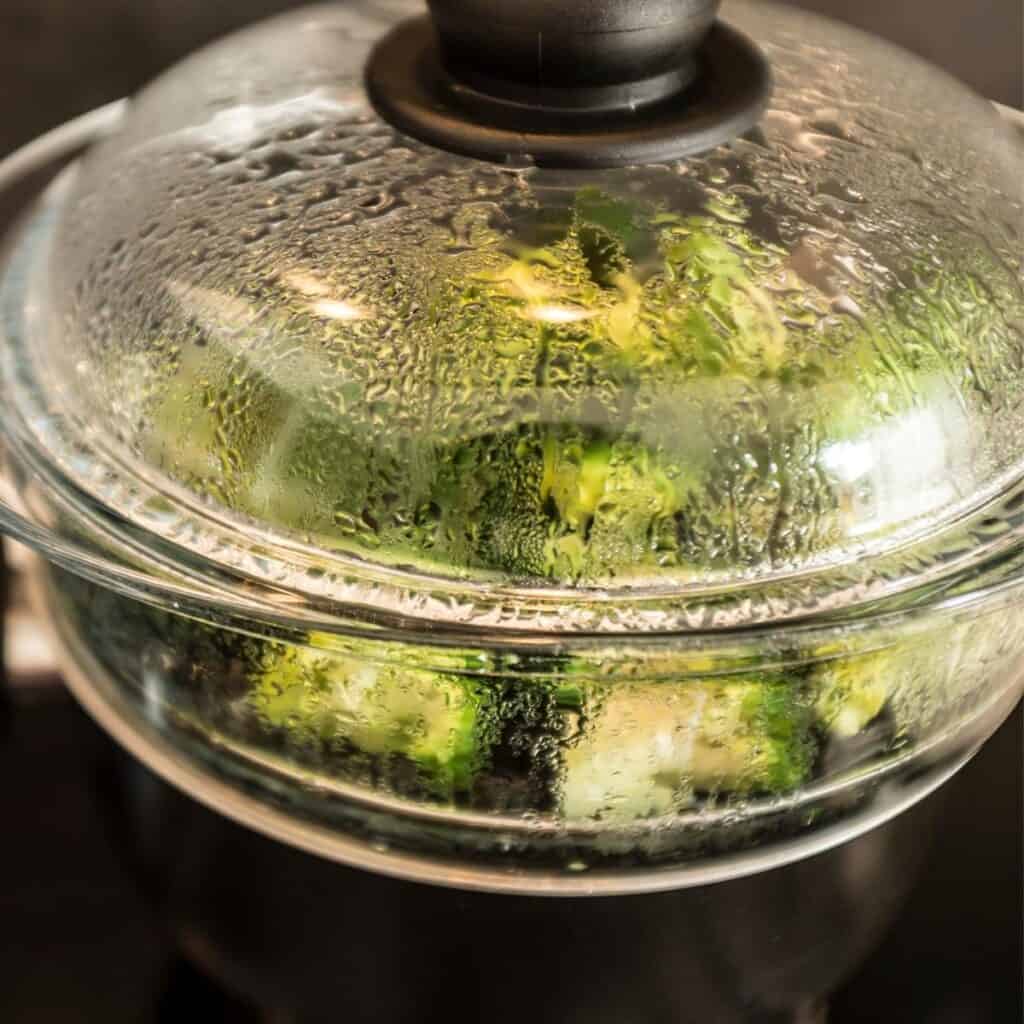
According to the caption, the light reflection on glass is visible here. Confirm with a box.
[820,389,972,538]
[524,304,594,324]
[284,271,369,321]
[310,298,367,321]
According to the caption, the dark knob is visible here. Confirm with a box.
[426,0,720,89]
[365,0,769,168]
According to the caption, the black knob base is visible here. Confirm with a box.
[365,16,771,169]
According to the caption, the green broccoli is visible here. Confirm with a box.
[430,427,695,579]
[812,649,895,739]
[810,615,1015,744]
[560,675,817,822]
[143,336,292,502]
[249,638,489,795]
[551,436,690,576]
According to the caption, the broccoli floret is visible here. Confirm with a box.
[433,430,555,577]
[812,650,893,739]
[560,676,817,822]
[563,439,689,575]
[810,617,1012,745]
[429,427,695,579]
[540,433,700,578]
[250,640,489,795]
[143,340,294,502]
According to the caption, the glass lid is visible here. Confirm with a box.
[3,0,1022,633]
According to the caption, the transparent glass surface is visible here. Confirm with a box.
[0,4,1022,892]
[34,548,1024,892]
[6,0,1020,631]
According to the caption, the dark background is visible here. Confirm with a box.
[0,2,1021,1022]
[0,0,1021,161]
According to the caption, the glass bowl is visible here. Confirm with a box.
[27,540,1024,895]
[0,3,1022,896]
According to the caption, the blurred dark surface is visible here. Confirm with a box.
[0,1,1021,1022]
[0,0,1020,163]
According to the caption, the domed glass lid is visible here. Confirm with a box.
[4,0,1022,632]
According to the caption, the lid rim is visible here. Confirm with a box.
[6,371,1024,646]
[9,332,1024,638]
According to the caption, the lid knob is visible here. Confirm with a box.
[366,0,770,167]
[427,0,719,97]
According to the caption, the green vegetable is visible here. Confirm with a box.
[55,566,1015,829]
[813,650,893,739]
[560,676,817,821]
[810,616,1017,743]
[250,639,489,795]
[429,427,693,578]
[547,435,691,577]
